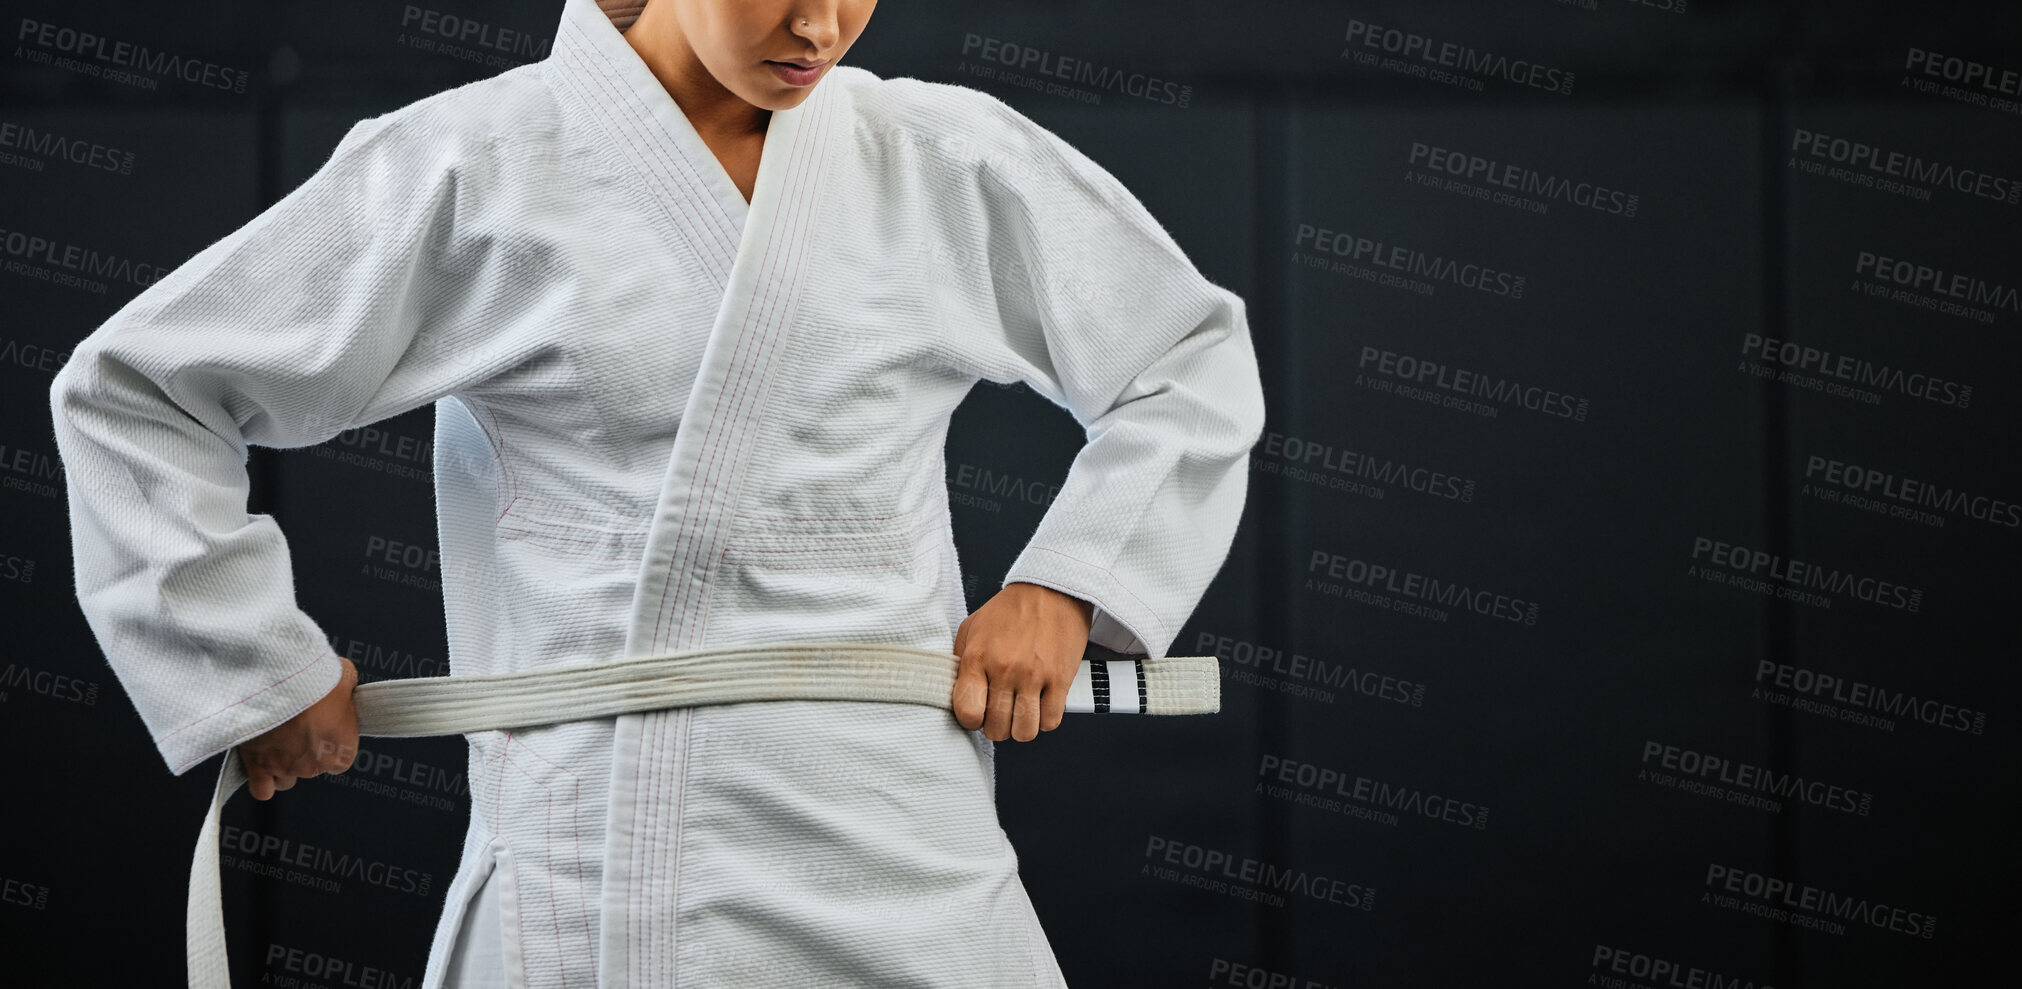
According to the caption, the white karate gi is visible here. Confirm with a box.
[47,0,1265,985]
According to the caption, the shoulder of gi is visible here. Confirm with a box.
[328,60,567,192]
[826,68,1066,184]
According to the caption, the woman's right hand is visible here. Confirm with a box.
[238,655,360,800]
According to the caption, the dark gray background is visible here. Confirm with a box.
[3,1,2017,986]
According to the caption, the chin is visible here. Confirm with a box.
[749,85,819,112]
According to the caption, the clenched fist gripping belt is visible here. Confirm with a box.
[186,641,1220,987]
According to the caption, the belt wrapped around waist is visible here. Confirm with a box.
[187,641,1221,987]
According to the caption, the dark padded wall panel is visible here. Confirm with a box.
[4,1,2014,986]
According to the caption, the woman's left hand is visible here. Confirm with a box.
[952,581,1094,742]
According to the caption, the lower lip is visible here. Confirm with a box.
[766,60,828,86]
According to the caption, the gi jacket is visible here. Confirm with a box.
[48,0,1266,984]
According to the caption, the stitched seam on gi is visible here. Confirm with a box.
[670,707,693,983]
[504,734,590,986]
[496,499,650,560]
[577,58,740,264]
[576,32,741,252]
[476,736,516,984]
[663,142,796,651]
[160,648,332,749]
[1016,546,1168,645]
[498,497,649,533]
[691,80,841,646]
[548,52,733,307]
[657,708,676,981]
[626,716,645,981]
[662,75,837,920]
[493,529,645,558]
[731,512,907,522]
[558,16,740,271]
[501,749,563,987]
[475,402,518,521]
[577,16,740,253]
[554,29,734,286]
[654,76,833,652]
[633,708,661,981]
[720,513,949,558]
[647,80,829,950]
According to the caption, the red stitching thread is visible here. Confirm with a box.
[501,747,569,987]
[478,404,517,521]
[161,649,331,742]
[501,732,589,983]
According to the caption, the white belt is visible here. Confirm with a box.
[187,641,1220,987]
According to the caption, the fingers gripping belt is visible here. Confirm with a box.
[187,642,1220,987]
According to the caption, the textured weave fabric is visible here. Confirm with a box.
[186,644,1222,987]
[445,866,509,989]
[47,0,1266,984]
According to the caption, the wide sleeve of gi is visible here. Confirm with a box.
[964,98,1267,660]
[47,108,500,777]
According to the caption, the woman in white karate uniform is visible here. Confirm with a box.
[49,0,1264,986]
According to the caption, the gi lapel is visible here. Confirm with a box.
[620,66,842,659]
[552,0,844,655]
[550,0,748,288]
[563,7,845,982]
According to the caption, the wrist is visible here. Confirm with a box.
[1008,580,1094,624]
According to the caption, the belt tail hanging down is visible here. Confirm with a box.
[186,642,1219,988]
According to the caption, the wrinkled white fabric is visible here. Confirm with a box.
[48,0,1265,983]
[445,868,508,989]
[182,643,1221,987]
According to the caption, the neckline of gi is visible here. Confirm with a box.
[550,0,820,251]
